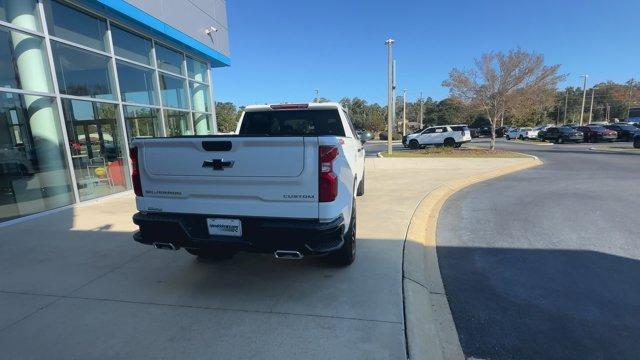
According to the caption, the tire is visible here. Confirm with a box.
[324,200,356,266]
[505,135,510,140]
[409,139,419,150]
[356,173,365,196]
[443,138,455,147]
[634,138,640,149]
[518,135,524,140]
[454,143,461,148]
[187,248,237,261]
[556,137,564,144]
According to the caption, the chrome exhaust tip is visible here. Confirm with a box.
[274,250,304,260]
[153,242,179,251]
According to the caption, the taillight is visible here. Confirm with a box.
[130,147,143,197]
[319,145,338,202]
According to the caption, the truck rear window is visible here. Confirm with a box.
[239,110,345,136]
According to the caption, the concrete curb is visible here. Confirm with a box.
[510,139,553,146]
[402,155,543,360]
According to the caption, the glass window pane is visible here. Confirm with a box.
[159,73,187,109]
[0,91,74,222]
[116,61,156,105]
[111,24,152,65]
[44,0,107,51]
[155,44,183,75]
[163,110,191,136]
[124,106,161,140]
[0,0,42,32]
[193,112,211,135]
[52,41,114,100]
[62,99,129,201]
[189,81,210,112]
[186,56,207,82]
[0,26,53,93]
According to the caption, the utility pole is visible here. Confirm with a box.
[556,102,560,125]
[579,75,588,126]
[419,91,424,128]
[402,89,407,136]
[314,89,319,103]
[563,90,568,124]
[385,38,394,155]
[588,86,596,123]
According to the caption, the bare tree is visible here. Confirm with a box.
[443,49,565,149]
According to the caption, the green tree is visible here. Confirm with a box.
[215,102,240,133]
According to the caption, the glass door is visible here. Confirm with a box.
[63,99,130,201]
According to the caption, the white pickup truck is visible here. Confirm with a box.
[130,103,366,266]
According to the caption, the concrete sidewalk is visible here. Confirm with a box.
[0,157,531,359]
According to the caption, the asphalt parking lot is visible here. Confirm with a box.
[438,138,640,359]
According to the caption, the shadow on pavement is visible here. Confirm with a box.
[0,202,405,359]
[437,245,640,360]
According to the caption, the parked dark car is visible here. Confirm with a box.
[537,127,548,141]
[544,127,584,143]
[468,127,480,138]
[576,125,617,143]
[634,134,640,149]
[495,127,507,138]
[604,123,640,142]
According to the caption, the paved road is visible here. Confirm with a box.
[364,140,404,157]
[438,138,640,359]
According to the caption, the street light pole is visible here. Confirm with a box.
[563,90,568,124]
[385,39,394,155]
[419,91,423,128]
[588,86,596,123]
[392,60,397,133]
[579,75,588,126]
[402,89,407,136]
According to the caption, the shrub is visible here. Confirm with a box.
[378,132,403,140]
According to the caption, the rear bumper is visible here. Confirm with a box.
[132,212,345,256]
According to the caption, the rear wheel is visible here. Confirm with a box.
[187,248,237,261]
[634,137,640,149]
[556,137,564,144]
[443,138,455,148]
[505,135,510,140]
[409,139,419,150]
[518,135,524,140]
[324,200,356,266]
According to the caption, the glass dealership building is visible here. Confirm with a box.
[0,0,230,222]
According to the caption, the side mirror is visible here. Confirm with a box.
[359,133,371,144]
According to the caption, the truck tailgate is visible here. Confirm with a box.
[135,137,320,219]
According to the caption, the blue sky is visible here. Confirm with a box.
[214,0,639,107]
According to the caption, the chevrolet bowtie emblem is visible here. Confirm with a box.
[202,159,235,170]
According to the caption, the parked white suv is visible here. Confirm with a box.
[404,125,472,149]
[505,127,542,140]
[130,103,366,266]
